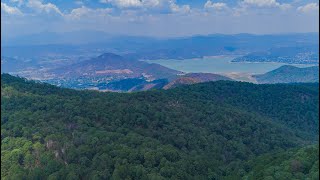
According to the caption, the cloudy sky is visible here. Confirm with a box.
[1,0,319,38]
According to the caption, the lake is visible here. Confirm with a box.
[142,56,316,74]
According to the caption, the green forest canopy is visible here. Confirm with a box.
[1,74,319,179]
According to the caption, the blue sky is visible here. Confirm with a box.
[1,0,319,38]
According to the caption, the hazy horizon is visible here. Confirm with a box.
[3,29,320,38]
[2,30,319,47]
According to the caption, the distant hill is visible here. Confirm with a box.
[233,45,319,64]
[253,65,319,84]
[163,73,233,89]
[50,53,180,81]
[1,56,38,73]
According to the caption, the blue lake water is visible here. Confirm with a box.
[142,56,316,74]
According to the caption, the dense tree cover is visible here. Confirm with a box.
[172,81,319,138]
[242,145,319,180]
[253,65,319,84]
[1,74,319,179]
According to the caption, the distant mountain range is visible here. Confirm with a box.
[253,65,319,84]
[2,32,318,63]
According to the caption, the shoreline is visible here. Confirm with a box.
[142,58,319,67]
[229,60,319,66]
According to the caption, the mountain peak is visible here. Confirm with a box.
[97,53,123,59]
[253,65,319,84]
[277,65,298,70]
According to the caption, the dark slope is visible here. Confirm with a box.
[253,65,319,84]
[114,73,233,92]
[1,74,319,179]
[163,73,233,89]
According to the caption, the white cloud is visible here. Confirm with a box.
[278,3,291,10]
[67,6,92,19]
[204,1,228,10]
[297,3,319,13]
[100,0,190,13]
[66,6,113,20]
[170,3,190,13]
[2,0,318,38]
[100,0,143,8]
[243,0,291,9]
[1,2,23,15]
[244,0,279,7]
[27,0,63,15]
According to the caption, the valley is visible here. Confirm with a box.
[2,52,319,92]
[2,33,319,92]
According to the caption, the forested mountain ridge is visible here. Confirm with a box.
[1,74,319,179]
[253,65,319,84]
